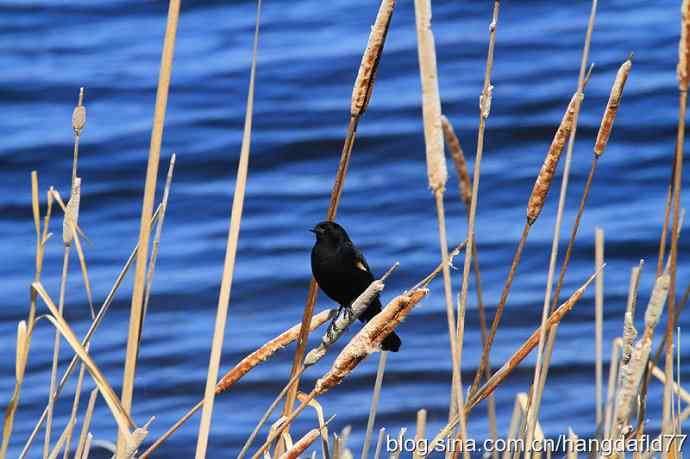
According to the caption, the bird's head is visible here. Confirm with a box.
[309,221,351,245]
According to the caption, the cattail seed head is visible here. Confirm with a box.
[350,0,395,117]
[414,0,447,192]
[678,0,690,90]
[594,58,632,157]
[62,177,81,246]
[72,88,86,133]
[314,289,428,395]
[622,311,637,365]
[526,92,582,224]
[215,308,336,394]
[644,268,670,332]
[441,115,471,205]
[278,429,321,459]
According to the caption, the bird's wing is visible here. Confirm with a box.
[346,241,372,274]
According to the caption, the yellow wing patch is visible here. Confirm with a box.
[356,261,368,272]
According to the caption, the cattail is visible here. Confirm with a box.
[314,289,428,396]
[678,0,690,90]
[72,88,86,134]
[467,268,600,412]
[621,312,637,366]
[414,0,447,192]
[441,115,471,205]
[594,58,632,157]
[644,268,670,332]
[278,428,321,459]
[305,263,398,367]
[613,265,670,434]
[215,308,336,393]
[350,0,395,117]
[526,92,583,224]
[62,177,81,246]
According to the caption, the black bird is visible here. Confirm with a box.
[310,221,401,352]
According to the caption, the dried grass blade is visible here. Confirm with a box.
[118,0,181,453]
[74,389,98,459]
[194,1,260,456]
[31,282,136,440]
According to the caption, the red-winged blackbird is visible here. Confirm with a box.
[310,221,401,352]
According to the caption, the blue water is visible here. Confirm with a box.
[1,0,688,457]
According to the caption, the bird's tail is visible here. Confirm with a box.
[381,331,401,352]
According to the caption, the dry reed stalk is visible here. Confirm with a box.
[194,2,259,457]
[458,0,499,408]
[411,241,466,291]
[374,428,385,459]
[503,395,523,459]
[117,0,180,455]
[80,434,92,459]
[250,290,428,459]
[651,365,690,405]
[18,206,162,459]
[595,228,605,426]
[306,263,398,367]
[46,419,75,459]
[389,428,406,459]
[468,88,584,400]
[61,343,90,459]
[74,389,98,459]
[567,428,578,459]
[466,267,601,413]
[361,352,388,459]
[138,153,176,352]
[662,0,690,439]
[139,308,334,459]
[604,338,623,439]
[1,174,53,459]
[442,114,498,455]
[45,177,81,459]
[413,409,427,459]
[283,0,396,431]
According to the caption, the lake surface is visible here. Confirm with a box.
[0,0,688,457]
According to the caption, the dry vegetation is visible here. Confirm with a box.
[2,0,688,458]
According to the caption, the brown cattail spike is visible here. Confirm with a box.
[526,92,583,224]
[350,0,395,117]
[594,58,632,157]
[314,289,428,396]
[414,0,447,192]
[441,115,471,205]
[678,0,690,90]
[72,88,86,134]
[214,308,336,394]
